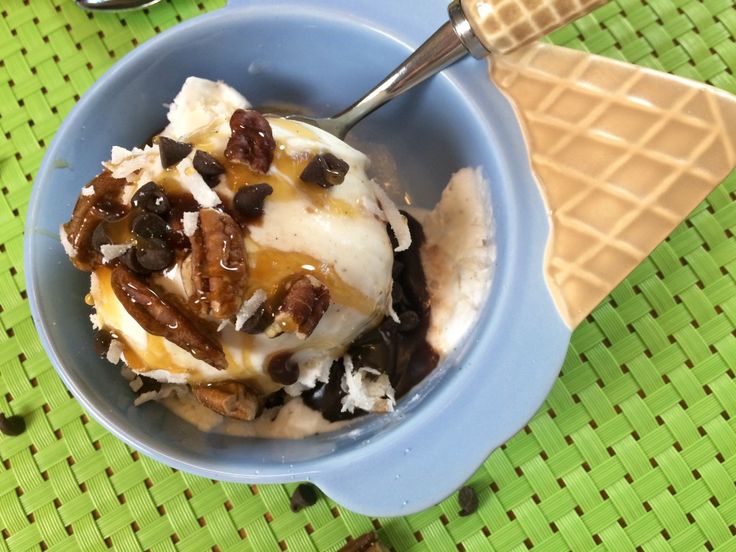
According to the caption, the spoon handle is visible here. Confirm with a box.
[460,0,608,55]
[326,21,467,138]
[75,0,162,11]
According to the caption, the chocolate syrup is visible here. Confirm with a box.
[301,213,439,421]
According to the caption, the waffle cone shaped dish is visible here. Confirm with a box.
[490,43,736,328]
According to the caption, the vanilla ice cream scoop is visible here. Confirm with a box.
[63,78,409,398]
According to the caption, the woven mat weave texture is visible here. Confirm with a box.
[1,0,735,550]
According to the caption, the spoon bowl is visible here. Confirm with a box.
[75,0,162,11]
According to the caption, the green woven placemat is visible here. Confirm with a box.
[1,0,735,550]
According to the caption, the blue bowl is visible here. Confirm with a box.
[25,0,571,515]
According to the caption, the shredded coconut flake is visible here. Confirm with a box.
[133,383,186,406]
[234,289,268,331]
[340,354,396,414]
[106,339,124,364]
[120,365,136,382]
[369,181,411,252]
[100,243,131,261]
[182,211,199,237]
[285,355,333,396]
[129,376,143,393]
[81,185,95,196]
[163,77,250,139]
[59,225,75,258]
[387,282,401,323]
[177,158,221,208]
[89,313,101,330]
[109,145,134,165]
[216,320,229,332]
[104,145,161,182]
[133,391,159,405]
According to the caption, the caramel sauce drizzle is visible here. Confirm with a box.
[225,151,360,217]
[245,242,379,317]
[190,118,361,217]
[89,117,384,390]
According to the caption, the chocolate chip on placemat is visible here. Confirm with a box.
[458,485,479,516]
[131,182,170,216]
[290,483,319,512]
[233,183,273,218]
[193,150,225,187]
[0,413,26,437]
[157,136,193,169]
[299,153,349,188]
[267,352,299,386]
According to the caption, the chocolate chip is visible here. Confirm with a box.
[233,183,273,218]
[262,389,286,410]
[121,247,151,275]
[299,153,349,188]
[134,239,174,272]
[392,261,405,279]
[238,303,270,334]
[131,212,168,240]
[391,283,406,306]
[267,352,299,385]
[93,329,113,358]
[379,316,398,335]
[91,223,111,253]
[158,136,193,169]
[225,109,275,173]
[458,486,478,516]
[0,413,26,436]
[136,375,161,395]
[290,483,318,512]
[193,150,225,187]
[131,182,170,216]
[349,331,390,373]
[398,310,420,332]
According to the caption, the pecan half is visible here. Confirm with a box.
[62,171,127,271]
[189,208,247,320]
[191,382,260,421]
[337,533,388,552]
[111,265,227,369]
[266,275,330,339]
[224,109,275,173]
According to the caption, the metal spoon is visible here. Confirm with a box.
[289,1,485,139]
[75,0,162,11]
[285,0,606,139]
